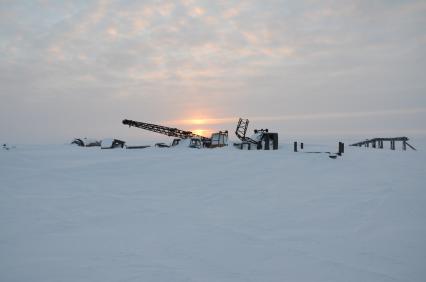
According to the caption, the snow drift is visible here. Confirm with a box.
[0,143,425,282]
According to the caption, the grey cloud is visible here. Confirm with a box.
[0,0,425,143]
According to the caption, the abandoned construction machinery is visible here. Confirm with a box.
[122,119,228,148]
[100,139,126,149]
[71,138,101,147]
[234,118,278,150]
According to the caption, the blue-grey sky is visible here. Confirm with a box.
[1,0,425,143]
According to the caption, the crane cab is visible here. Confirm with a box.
[208,131,228,148]
[253,129,279,150]
[189,138,203,149]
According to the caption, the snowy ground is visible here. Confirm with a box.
[1,143,425,282]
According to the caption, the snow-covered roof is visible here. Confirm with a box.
[101,139,114,149]
[82,138,100,146]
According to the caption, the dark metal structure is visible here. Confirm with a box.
[122,119,209,142]
[259,132,279,150]
[338,142,344,155]
[235,118,258,145]
[294,141,344,158]
[71,138,101,147]
[350,137,416,151]
[234,118,279,150]
[209,131,229,148]
[71,139,85,146]
[122,119,229,148]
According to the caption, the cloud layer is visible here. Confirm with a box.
[1,0,425,142]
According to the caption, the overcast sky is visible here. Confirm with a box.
[1,0,425,143]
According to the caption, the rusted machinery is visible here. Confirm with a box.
[234,118,278,150]
[122,119,228,148]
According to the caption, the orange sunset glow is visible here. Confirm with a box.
[189,119,207,125]
[191,129,212,137]
[166,117,236,126]
[176,117,231,137]
[168,116,235,137]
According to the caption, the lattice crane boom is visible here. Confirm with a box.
[235,118,259,144]
[122,119,209,141]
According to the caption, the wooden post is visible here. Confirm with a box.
[391,140,395,150]
[403,141,407,151]
[263,134,270,150]
[338,142,344,155]
[294,142,298,152]
[372,141,376,148]
[301,143,304,150]
[406,142,417,151]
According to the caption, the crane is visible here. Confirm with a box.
[235,118,259,145]
[122,119,210,141]
[122,119,229,148]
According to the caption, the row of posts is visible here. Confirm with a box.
[364,140,384,149]
[293,142,303,152]
[361,140,407,150]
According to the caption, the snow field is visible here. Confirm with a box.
[1,144,425,282]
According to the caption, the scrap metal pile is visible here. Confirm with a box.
[122,118,278,150]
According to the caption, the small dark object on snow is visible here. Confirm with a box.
[126,145,150,149]
[155,143,170,148]
[71,138,101,147]
[71,139,84,146]
[101,139,125,149]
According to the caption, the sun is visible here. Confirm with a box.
[189,119,207,125]
[192,129,211,137]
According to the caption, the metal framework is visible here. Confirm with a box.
[350,137,416,151]
[122,119,209,141]
[235,118,258,144]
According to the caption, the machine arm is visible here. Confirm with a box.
[235,118,259,144]
[122,119,209,141]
